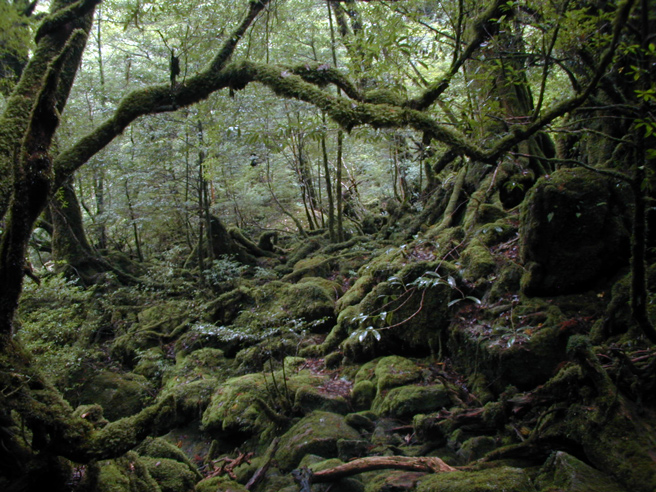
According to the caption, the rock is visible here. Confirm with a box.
[372,384,451,419]
[536,451,629,492]
[373,356,424,392]
[416,466,536,492]
[140,456,197,492]
[275,411,361,471]
[77,371,154,421]
[195,477,248,492]
[365,471,426,492]
[294,384,350,414]
[351,380,376,411]
[520,168,630,295]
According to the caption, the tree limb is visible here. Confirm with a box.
[300,455,457,485]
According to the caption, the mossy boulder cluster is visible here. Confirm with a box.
[8,179,655,492]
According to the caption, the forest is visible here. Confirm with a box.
[0,0,655,490]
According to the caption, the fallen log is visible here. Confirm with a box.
[293,455,457,488]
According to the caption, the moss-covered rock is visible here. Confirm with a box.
[364,471,426,492]
[91,452,161,492]
[157,348,232,419]
[275,411,361,470]
[77,371,154,421]
[294,384,350,415]
[460,238,496,286]
[448,301,568,392]
[140,456,197,492]
[351,380,376,411]
[201,372,274,437]
[371,384,451,418]
[195,476,249,492]
[416,466,536,492]
[373,356,424,392]
[341,262,454,361]
[536,451,629,492]
[136,437,199,479]
[519,168,630,296]
[336,274,377,312]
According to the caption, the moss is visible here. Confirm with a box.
[460,238,496,285]
[133,348,171,383]
[371,384,451,418]
[351,380,376,411]
[416,466,536,492]
[364,471,427,492]
[140,456,197,492]
[345,411,377,432]
[285,238,323,266]
[341,262,453,362]
[474,220,517,248]
[464,203,507,232]
[457,435,498,463]
[195,476,249,492]
[536,451,630,492]
[294,384,350,414]
[275,411,361,471]
[93,452,161,492]
[201,372,272,436]
[519,168,631,296]
[77,371,154,421]
[136,437,199,479]
[374,356,424,393]
[284,256,334,281]
[336,274,377,313]
[354,359,380,384]
[234,337,299,373]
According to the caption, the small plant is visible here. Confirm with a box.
[203,255,249,290]
[349,270,480,344]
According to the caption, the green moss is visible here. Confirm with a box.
[136,437,199,479]
[93,452,161,492]
[364,470,427,492]
[351,380,376,411]
[416,466,536,492]
[336,274,377,313]
[461,238,496,284]
[275,411,361,471]
[372,384,451,418]
[77,371,154,421]
[374,356,424,392]
[294,384,350,414]
[284,256,334,281]
[195,477,248,492]
[140,456,197,492]
[519,168,630,296]
[133,348,171,383]
[536,451,630,492]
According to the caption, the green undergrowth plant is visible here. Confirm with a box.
[203,255,250,292]
[349,269,481,344]
[16,274,104,390]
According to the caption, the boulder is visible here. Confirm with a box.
[275,411,361,470]
[520,168,630,295]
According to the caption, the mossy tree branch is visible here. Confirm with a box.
[54,0,635,193]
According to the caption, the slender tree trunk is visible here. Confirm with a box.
[321,124,336,241]
[336,130,344,241]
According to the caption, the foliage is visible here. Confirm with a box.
[16,275,103,389]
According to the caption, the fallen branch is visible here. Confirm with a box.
[296,455,457,486]
[246,438,280,490]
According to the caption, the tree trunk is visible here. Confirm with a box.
[51,177,106,283]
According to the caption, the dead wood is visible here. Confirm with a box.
[307,455,457,484]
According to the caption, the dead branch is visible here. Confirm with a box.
[308,456,457,484]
